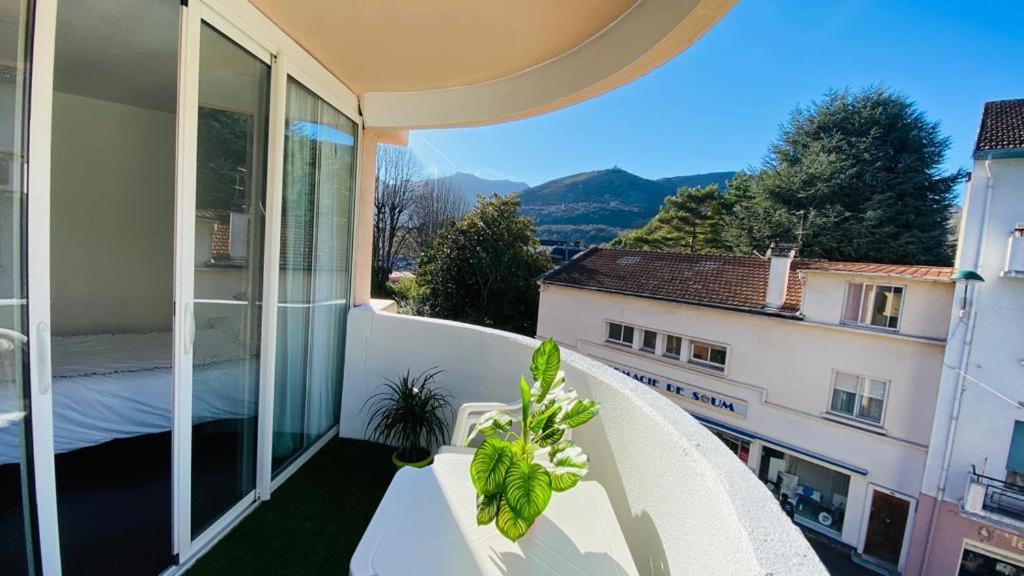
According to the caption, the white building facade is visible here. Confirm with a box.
[906,99,1024,576]
[537,247,955,573]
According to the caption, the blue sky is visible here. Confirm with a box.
[409,0,1024,199]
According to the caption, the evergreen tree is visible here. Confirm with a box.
[417,194,552,335]
[721,87,962,264]
[611,184,727,253]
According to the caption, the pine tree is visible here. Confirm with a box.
[611,184,727,253]
[720,87,962,265]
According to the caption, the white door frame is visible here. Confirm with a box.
[21,0,363,571]
[857,483,917,573]
[26,0,60,572]
[261,51,363,492]
[173,0,278,563]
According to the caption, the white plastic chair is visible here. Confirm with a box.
[440,400,571,456]
[439,402,520,456]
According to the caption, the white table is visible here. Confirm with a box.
[350,452,639,576]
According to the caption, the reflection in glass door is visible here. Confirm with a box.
[0,0,38,573]
[191,23,270,536]
[272,79,356,474]
[49,0,179,573]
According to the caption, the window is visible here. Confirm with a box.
[830,372,888,425]
[690,340,727,370]
[606,322,634,346]
[842,283,904,330]
[710,428,751,463]
[640,330,657,353]
[758,447,850,534]
[664,335,683,359]
[1006,421,1024,487]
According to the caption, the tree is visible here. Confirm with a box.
[409,176,469,254]
[611,184,727,252]
[372,145,421,295]
[721,87,962,264]
[416,194,552,335]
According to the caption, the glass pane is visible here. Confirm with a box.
[833,371,860,393]
[708,346,727,366]
[869,285,902,329]
[785,456,849,533]
[842,283,863,322]
[859,284,874,324]
[272,78,355,473]
[621,325,634,344]
[641,330,657,351]
[691,343,709,362]
[831,389,857,416]
[607,323,621,342]
[664,335,681,357]
[865,379,887,399]
[191,24,269,537]
[857,395,885,424]
[49,0,178,573]
[0,0,36,573]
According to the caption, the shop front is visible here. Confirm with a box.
[606,356,918,570]
[960,544,1024,576]
[759,446,851,536]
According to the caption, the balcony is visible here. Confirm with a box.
[300,303,824,575]
[964,466,1024,527]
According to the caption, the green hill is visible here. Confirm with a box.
[516,167,735,243]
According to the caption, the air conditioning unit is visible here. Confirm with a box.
[1004,223,1024,278]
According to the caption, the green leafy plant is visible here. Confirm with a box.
[364,368,454,466]
[467,338,599,541]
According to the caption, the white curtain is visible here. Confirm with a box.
[272,79,355,468]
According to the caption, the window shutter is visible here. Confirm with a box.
[1007,421,1024,473]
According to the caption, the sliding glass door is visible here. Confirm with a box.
[0,0,38,573]
[10,1,361,571]
[48,0,179,573]
[272,79,356,474]
[190,22,270,537]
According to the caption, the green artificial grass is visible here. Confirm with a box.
[188,438,396,576]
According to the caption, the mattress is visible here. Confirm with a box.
[0,330,259,465]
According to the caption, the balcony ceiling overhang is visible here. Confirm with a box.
[249,0,736,129]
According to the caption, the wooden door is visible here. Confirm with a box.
[863,490,911,565]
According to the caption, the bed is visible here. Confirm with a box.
[0,329,259,465]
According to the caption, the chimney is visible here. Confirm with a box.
[765,242,797,310]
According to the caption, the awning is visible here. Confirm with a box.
[692,413,869,476]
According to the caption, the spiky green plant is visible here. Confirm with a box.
[364,368,454,462]
[467,338,599,542]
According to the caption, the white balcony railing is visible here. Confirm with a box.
[341,303,826,576]
[964,466,1024,525]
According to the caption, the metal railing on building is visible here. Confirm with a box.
[965,465,1024,522]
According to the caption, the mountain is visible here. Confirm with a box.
[516,168,735,244]
[436,172,529,205]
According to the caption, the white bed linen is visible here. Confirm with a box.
[0,330,258,465]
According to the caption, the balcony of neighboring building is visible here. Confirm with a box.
[963,466,1024,531]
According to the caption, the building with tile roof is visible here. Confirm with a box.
[537,245,955,572]
[974,98,1024,157]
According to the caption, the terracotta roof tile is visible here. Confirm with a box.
[541,248,803,315]
[976,99,1024,153]
[796,260,953,279]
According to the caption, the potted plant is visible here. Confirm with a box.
[364,368,454,468]
[466,338,600,542]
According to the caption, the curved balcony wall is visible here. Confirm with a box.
[342,303,826,575]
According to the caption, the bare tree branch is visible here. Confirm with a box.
[409,176,469,253]
[372,145,422,294]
